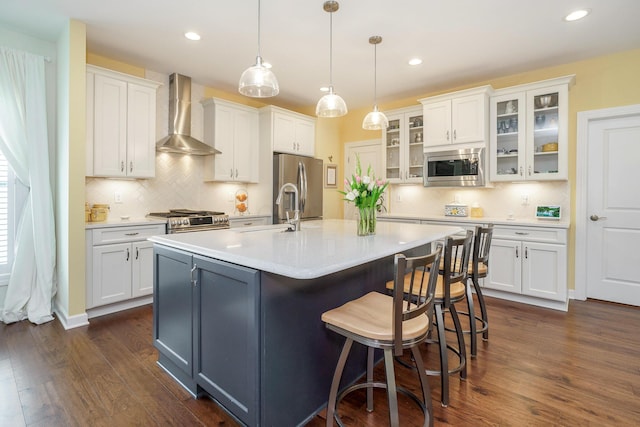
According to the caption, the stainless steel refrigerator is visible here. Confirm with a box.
[273,153,323,224]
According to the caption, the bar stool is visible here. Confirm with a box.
[386,231,472,407]
[462,224,494,357]
[429,231,472,406]
[321,245,442,427]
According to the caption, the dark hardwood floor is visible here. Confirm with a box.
[1,296,639,426]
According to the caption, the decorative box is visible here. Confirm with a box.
[444,204,469,217]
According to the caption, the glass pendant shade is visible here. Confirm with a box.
[362,105,389,130]
[317,1,347,118]
[316,86,348,117]
[239,56,279,97]
[362,35,387,130]
[238,0,279,98]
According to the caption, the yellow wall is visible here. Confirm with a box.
[333,48,640,291]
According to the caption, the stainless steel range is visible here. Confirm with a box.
[147,209,229,233]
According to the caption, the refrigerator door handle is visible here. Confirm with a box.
[298,161,307,213]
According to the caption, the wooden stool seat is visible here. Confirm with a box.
[321,291,430,342]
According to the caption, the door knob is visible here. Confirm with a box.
[590,214,607,221]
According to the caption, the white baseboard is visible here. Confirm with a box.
[482,288,569,312]
[86,296,153,319]
[54,303,89,330]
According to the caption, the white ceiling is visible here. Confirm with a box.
[2,0,640,111]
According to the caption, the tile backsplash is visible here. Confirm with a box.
[386,181,570,221]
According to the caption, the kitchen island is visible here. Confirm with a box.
[149,219,461,426]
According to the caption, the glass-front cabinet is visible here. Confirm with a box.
[383,106,424,184]
[490,76,574,182]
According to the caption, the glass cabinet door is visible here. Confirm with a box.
[383,108,424,184]
[491,93,525,181]
[527,87,566,180]
[406,112,424,182]
[385,116,402,181]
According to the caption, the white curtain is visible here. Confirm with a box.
[0,47,56,325]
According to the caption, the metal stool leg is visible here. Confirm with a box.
[473,277,489,341]
[449,304,467,380]
[434,304,449,407]
[466,279,479,357]
[411,345,434,427]
[326,338,353,427]
[383,348,400,427]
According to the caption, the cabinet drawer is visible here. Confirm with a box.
[92,224,166,245]
[229,216,270,228]
[493,226,566,244]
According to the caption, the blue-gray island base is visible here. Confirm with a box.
[150,220,461,426]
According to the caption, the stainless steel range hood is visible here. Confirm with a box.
[156,73,220,155]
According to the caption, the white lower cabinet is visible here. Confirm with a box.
[485,226,567,303]
[86,223,165,317]
[381,216,568,309]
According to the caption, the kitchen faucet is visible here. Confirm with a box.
[275,182,300,231]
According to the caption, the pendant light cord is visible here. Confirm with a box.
[257,0,262,58]
[373,41,377,105]
[329,9,333,87]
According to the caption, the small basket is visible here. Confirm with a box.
[444,204,468,217]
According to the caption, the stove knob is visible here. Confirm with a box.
[213,217,219,224]
[182,219,189,226]
[170,220,177,227]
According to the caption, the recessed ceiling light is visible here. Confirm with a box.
[184,32,201,41]
[408,58,423,66]
[564,9,590,21]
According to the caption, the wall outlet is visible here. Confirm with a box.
[395,193,402,202]
[521,194,529,205]
[114,192,123,203]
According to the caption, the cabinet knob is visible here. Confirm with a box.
[519,166,523,176]
[135,247,139,260]
[125,248,130,261]
[453,129,457,140]
[235,169,239,178]
[528,165,532,176]
[590,214,607,221]
[130,161,133,173]
[515,246,519,258]
[446,130,450,141]
[121,161,125,172]
[230,169,234,178]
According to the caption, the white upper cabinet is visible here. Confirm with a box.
[86,65,160,178]
[201,98,259,183]
[489,75,575,182]
[382,106,424,184]
[260,106,316,157]
[419,86,492,149]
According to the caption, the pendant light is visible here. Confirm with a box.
[362,36,389,130]
[239,0,279,97]
[316,1,348,117]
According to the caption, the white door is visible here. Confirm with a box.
[578,106,640,306]
[344,140,382,220]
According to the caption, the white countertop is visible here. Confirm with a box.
[379,213,570,229]
[85,217,166,229]
[148,219,462,280]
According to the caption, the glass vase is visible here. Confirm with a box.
[357,206,377,236]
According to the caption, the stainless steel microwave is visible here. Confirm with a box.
[423,148,485,187]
